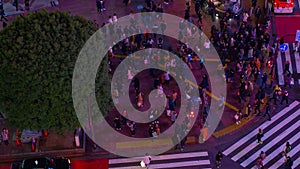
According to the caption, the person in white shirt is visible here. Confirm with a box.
[108,16,113,24]
[113,13,118,23]
[141,153,151,168]
[242,11,249,23]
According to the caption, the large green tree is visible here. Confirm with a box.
[0,10,112,132]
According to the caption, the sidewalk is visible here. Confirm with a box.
[0,119,85,163]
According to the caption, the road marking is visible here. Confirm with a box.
[109,152,208,164]
[109,151,211,169]
[284,43,294,85]
[231,109,300,161]
[223,101,299,156]
[277,51,284,85]
[241,118,300,167]
[294,50,300,73]
[109,160,211,169]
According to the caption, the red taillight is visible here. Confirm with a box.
[274,2,277,5]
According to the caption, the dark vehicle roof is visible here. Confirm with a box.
[22,158,48,169]
[22,157,70,169]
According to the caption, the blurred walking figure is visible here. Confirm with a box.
[137,92,144,108]
[282,141,291,157]
[269,85,281,105]
[259,151,266,161]
[50,0,56,7]
[257,128,264,144]
[2,128,9,145]
[140,153,151,168]
[280,90,289,106]
[255,156,264,169]
[215,151,223,168]
[263,103,271,121]
[285,156,293,169]
[235,110,242,125]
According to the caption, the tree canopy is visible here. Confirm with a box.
[0,10,112,132]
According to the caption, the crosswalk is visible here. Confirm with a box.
[277,43,300,85]
[109,151,212,169]
[223,100,300,169]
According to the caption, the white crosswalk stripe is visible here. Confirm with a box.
[223,101,300,168]
[277,43,300,85]
[284,43,295,85]
[294,48,300,73]
[109,151,212,169]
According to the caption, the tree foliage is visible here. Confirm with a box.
[0,10,112,132]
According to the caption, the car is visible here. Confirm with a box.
[21,157,71,169]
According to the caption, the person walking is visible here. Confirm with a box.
[257,128,264,144]
[285,156,293,169]
[255,157,264,169]
[50,0,56,7]
[235,110,242,125]
[259,151,266,161]
[141,153,152,169]
[2,128,8,145]
[269,85,281,105]
[280,90,289,106]
[114,116,121,131]
[254,99,262,115]
[216,151,223,168]
[282,141,292,157]
[263,103,271,121]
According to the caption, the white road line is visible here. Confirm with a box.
[241,115,300,167]
[292,155,300,169]
[223,101,299,156]
[109,152,208,164]
[269,142,300,169]
[284,43,294,85]
[294,51,300,73]
[231,109,300,161]
[251,131,300,168]
[277,50,284,85]
[109,160,211,169]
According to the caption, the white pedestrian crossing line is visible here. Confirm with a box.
[241,116,300,167]
[109,160,212,169]
[109,152,208,164]
[294,50,300,73]
[284,43,294,85]
[269,143,300,169]
[292,154,300,169]
[223,101,299,156]
[251,130,300,169]
[231,109,300,162]
[276,50,285,85]
[109,151,211,169]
